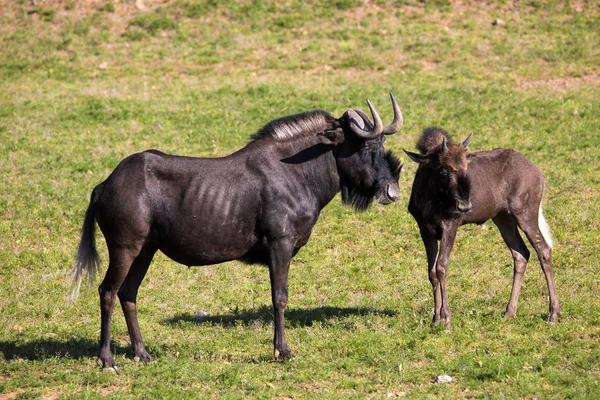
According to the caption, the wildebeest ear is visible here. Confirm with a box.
[461,132,473,148]
[319,129,344,145]
[403,149,425,164]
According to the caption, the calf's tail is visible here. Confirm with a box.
[538,205,553,249]
[70,187,101,300]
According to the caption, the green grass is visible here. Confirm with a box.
[1,0,599,398]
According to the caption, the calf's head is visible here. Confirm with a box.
[323,93,403,211]
[405,129,473,214]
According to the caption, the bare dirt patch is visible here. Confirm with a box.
[518,73,600,90]
[0,391,21,400]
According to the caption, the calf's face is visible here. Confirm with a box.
[405,133,473,214]
[437,143,472,213]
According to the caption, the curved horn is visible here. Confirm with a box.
[351,108,374,129]
[381,92,403,135]
[349,100,383,140]
[442,136,448,154]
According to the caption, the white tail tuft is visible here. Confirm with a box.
[538,205,553,249]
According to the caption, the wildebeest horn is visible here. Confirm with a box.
[442,136,448,154]
[461,132,473,148]
[381,92,403,135]
[351,108,374,130]
[349,100,383,140]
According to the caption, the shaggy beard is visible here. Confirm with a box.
[341,185,375,212]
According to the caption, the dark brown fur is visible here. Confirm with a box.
[405,129,560,330]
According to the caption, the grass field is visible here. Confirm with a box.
[1,0,599,398]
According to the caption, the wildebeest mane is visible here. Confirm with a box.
[250,110,337,142]
[416,126,455,155]
[416,126,468,173]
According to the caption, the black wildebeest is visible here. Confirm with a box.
[404,127,560,330]
[71,94,404,369]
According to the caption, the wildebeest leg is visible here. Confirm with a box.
[517,213,560,323]
[268,239,294,359]
[97,246,139,369]
[437,224,458,331]
[117,245,157,363]
[492,213,530,319]
[419,227,441,327]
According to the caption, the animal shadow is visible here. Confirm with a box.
[0,307,396,361]
[164,305,397,328]
[0,338,128,361]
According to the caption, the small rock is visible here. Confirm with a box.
[98,62,108,70]
[492,18,506,27]
[435,375,453,384]
[194,310,209,318]
[135,0,145,10]
[523,365,534,371]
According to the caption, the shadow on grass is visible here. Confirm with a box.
[0,338,128,361]
[164,305,397,328]
[0,307,396,361]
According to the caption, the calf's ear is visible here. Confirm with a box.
[319,129,345,145]
[403,149,426,164]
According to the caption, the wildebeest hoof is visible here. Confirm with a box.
[441,319,452,333]
[133,352,153,363]
[502,310,517,319]
[274,348,292,360]
[546,314,559,324]
[96,356,119,371]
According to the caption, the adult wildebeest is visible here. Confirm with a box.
[404,127,560,330]
[71,94,404,369]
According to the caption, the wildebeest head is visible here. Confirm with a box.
[404,128,473,214]
[325,93,403,211]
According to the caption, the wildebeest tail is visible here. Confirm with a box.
[538,205,553,249]
[70,187,101,300]
[417,127,454,155]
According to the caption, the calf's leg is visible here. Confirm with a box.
[517,212,560,323]
[492,213,530,318]
[268,239,294,359]
[437,224,458,331]
[419,227,441,327]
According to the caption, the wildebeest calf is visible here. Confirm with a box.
[404,127,560,330]
[72,94,404,369]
